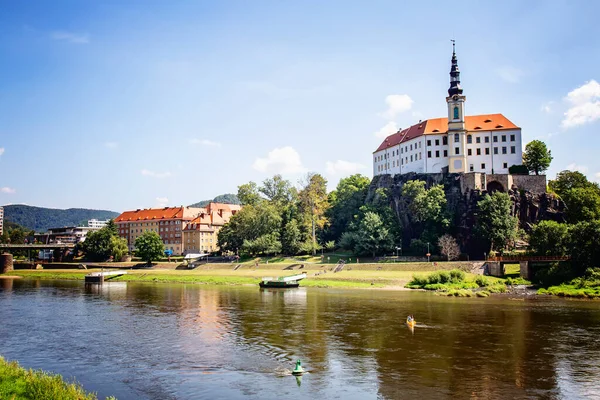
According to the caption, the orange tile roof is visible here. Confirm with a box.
[115,207,184,222]
[374,114,519,153]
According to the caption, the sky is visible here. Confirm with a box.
[1,0,599,212]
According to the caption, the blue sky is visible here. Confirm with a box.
[1,0,599,212]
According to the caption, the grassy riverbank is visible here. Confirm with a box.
[0,356,115,400]
[3,261,474,289]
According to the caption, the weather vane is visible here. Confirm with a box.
[451,39,456,52]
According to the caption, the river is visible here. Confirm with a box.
[1,279,599,399]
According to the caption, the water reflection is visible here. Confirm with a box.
[1,280,599,399]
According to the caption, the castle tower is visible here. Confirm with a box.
[446,41,467,173]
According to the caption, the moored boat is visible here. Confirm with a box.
[259,273,307,288]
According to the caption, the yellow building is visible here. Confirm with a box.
[182,203,241,254]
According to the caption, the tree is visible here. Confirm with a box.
[402,180,448,224]
[528,220,569,256]
[105,219,118,236]
[561,187,600,223]
[134,231,165,264]
[81,228,113,261]
[237,182,262,206]
[549,170,599,196]
[354,212,394,257]
[327,174,371,241]
[298,173,329,255]
[474,192,518,252]
[242,233,282,256]
[109,236,129,261]
[569,220,600,275]
[438,234,461,261]
[281,220,302,255]
[259,175,296,204]
[523,140,552,175]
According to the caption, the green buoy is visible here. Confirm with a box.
[292,359,305,375]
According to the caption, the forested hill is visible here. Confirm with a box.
[3,204,119,232]
[189,194,240,208]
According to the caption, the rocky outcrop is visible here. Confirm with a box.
[368,173,566,257]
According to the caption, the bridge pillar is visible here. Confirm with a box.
[1,252,14,274]
[519,261,531,280]
[486,262,505,277]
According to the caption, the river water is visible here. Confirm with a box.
[1,279,599,399]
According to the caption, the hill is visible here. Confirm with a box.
[189,193,240,208]
[2,204,119,232]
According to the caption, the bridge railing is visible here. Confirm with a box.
[489,255,570,262]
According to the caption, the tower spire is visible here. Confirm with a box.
[448,40,463,96]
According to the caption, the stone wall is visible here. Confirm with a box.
[512,175,547,194]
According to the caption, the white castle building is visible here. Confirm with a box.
[373,45,523,176]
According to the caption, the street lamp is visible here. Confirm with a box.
[395,246,401,261]
[426,242,431,263]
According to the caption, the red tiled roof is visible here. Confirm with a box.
[374,114,519,153]
[115,207,184,222]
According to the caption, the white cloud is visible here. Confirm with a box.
[252,146,307,174]
[156,197,169,207]
[190,138,221,147]
[595,172,600,182]
[541,102,554,113]
[0,147,4,156]
[104,142,118,149]
[325,160,366,176]
[374,121,399,139]
[141,169,172,179]
[561,80,600,129]
[51,31,90,44]
[496,66,524,83]
[380,94,413,119]
[1,187,16,194]
[566,163,588,173]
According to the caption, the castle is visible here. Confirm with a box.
[372,43,545,194]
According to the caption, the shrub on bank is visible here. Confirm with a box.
[0,356,116,400]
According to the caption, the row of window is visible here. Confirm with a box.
[159,227,180,232]
[466,146,516,156]
[187,238,213,243]
[122,220,181,227]
[470,162,509,171]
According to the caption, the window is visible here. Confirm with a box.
[455,147,460,155]
[419,153,422,160]
[468,149,472,156]
[435,139,440,146]
[476,148,481,155]
[494,147,498,154]
[454,133,459,142]
[454,106,459,119]
[400,148,403,154]
[510,134,515,141]
[410,144,413,151]
[443,150,448,157]
[467,135,472,144]
[493,136,498,143]
[470,164,474,172]
[428,151,432,158]
[502,135,507,142]
[503,162,508,169]
[419,142,422,148]
[443,136,448,145]
[485,148,490,155]
[485,136,490,143]
[502,147,507,154]
[427,140,431,146]
[392,160,395,167]
[436,150,440,157]
[410,155,413,162]
[476,137,481,144]
[511,146,516,154]
[481,163,486,169]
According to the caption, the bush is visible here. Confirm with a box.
[475,275,489,287]
[476,290,490,297]
[449,269,465,282]
[509,164,529,175]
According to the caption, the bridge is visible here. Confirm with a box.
[0,244,76,250]
[486,256,570,279]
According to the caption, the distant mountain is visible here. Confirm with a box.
[189,193,240,208]
[3,204,119,232]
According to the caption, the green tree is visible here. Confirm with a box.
[81,228,113,261]
[259,175,296,204]
[105,219,118,236]
[474,192,518,252]
[242,233,282,256]
[402,180,448,224]
[134,231,165,264]
[549,170,599,196]
[109,236,129,261]
[298,173,329,255]
[528,220,570,256]
[354,211,394,257]
[561,187,600,223]
[569,220,600,275]
[281,219,302,255]
[523,140,552,175]
[237,182,262,206]
[327,174,371,241]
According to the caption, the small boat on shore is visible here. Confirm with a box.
[259,273,307,288]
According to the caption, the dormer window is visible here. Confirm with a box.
[453,106,459,119]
